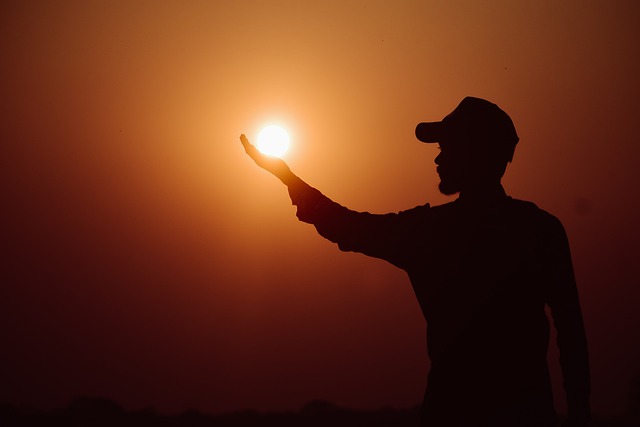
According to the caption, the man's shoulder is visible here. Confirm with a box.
[508,197,554,216]
[396,197,565,231]
[507,197,566,234]
[508,197,544,216]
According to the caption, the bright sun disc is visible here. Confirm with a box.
[257,125,290,157]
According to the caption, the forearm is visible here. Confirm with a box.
[284,179,418,269]
[284,174,334,225]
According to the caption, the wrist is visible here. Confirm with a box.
[280,169,300,187]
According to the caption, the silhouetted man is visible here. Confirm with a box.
[240,97,590,426]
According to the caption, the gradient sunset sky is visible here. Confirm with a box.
[1,0,639,417]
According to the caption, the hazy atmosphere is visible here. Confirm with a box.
[1,0,639,419]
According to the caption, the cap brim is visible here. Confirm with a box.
[415,122,443,143]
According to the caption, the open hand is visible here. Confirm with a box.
[240,134,293,183]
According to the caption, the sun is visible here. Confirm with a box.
[257,125,290,158]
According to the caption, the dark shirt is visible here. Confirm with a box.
[288,180,590,426]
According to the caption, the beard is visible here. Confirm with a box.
[438,176,461,196]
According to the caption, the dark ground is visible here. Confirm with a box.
[1,396,639,427]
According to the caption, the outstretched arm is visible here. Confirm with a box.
[239,134,424,268]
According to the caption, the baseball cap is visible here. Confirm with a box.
[415,97,519,160]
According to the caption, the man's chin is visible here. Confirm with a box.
[438,181,460,196]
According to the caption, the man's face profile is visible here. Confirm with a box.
[435,140,471,196]
[434,136,511,196]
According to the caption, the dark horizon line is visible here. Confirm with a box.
[1,395,421,416]
[1,395,638,422]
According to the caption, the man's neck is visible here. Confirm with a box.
[457,183,507,204]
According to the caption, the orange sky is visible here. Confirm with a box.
[1,0,639,417]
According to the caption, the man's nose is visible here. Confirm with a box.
[434,152,442,165]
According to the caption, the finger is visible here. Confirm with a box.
[240,137,271,169]
[240,134,258,156]
[240,134,251,150]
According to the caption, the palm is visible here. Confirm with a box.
[240,134,291,181]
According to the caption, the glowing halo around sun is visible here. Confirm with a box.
[257,125,290,158]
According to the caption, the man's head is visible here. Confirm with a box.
[415,97,519,195]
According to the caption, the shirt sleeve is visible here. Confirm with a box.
[286,176,428,269]
[541,214,591,422]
